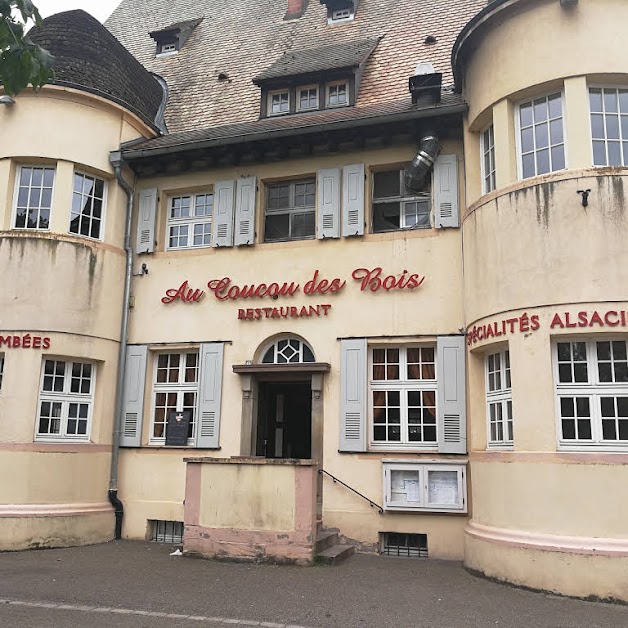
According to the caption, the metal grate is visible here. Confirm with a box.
[381,532,428,558]
[150,520,184,543]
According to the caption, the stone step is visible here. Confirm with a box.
[315,543,355,566]
[315,529,339,553]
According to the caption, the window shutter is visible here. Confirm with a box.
[342,163,364,237]
[234,176,257,246]
[434,154,459,228]
[340,338,367,452]
[212,180,235,247]
[196,342,224,449]
[317,168,341,239]
[437,336,467,454]
[120,345,148,447]
[136,188,157,253]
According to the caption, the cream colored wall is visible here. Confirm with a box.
[198,464,296,531]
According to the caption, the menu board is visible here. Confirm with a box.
[427,470,459,506]
[165,410,191,446]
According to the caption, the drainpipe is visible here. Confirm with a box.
[107,150,135,540]
[404,135,441,194]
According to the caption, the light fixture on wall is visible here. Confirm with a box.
[577,189,591,207]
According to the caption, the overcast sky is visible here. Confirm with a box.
[35,0,122,23]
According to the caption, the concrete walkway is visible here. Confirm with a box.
[1,541,627,628]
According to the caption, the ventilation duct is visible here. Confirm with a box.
[404,136,441,194]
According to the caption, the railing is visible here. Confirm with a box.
[319,468,384,514]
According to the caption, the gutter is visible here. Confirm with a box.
[120,102,468,161]
[107,150,135,540]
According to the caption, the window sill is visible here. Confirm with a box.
[558,443,628,452]
[34,437,91,443]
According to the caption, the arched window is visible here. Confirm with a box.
[262,337,315,364]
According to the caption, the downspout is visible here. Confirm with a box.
[108,150,135,540]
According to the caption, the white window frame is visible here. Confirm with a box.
[297,85,319,112]
[369,345,438,451]
[13,164,56,231]
[166,192,213,250]
[588,85,628,167]
[326,81,349,108]
[515,91,567,180]
[481,123,496,194]
[36,359,95,442]
[382,460,467,513]
[261,337,315,364]
[371,167,432,233]
[553,338,628,450]
[69,171,107,241]
[150,351,200,446]
[485,349,513,448]
[329,6,354,23]
[268,89,290,116]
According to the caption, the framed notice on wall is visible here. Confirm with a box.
[165,410,191,446]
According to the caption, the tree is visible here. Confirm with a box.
[0,0,54,96]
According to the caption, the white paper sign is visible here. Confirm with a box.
[405,480,421,502]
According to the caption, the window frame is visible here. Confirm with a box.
[297,85,319,112]
[368,345,438,451]
[382,461,467,513]
[553,337,628,450]
[371,166,432,233]
[268,89,291,116]
[515,91,567,180]
[588,85,628,167]
[263,177,316,243]
[166,191,214,250]
[150,351,200,446]
[13,164,56,231]
[481,123,496,194]
[485,349,513,449]
[69,170,107,241]
[326,81,349,108]
[329,6,354,23]
[35,358,95,442]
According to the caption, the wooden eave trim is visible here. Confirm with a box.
[232,362,331,374]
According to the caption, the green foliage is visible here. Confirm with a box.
[0,0,54,96]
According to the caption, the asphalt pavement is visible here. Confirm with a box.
[1,541,627,628]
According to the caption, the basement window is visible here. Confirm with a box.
[381,532,428,558]
[150,520,184,543]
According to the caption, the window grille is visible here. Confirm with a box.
[150,520,184,543]
[381,532,428,558]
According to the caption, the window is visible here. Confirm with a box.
[36,359,94,440]
[262,338,315,363]
[590,87,628,166]
[330,7,353,22]
[327,82,348,107]
[264,178,315,242]
[158,41,178,55]
[298,86,319,111]
[151,352,199,444]
[486,350,513,447]
[150,520,184,543]
[70,172,106,240]
[554,339,628,448]
[167,193,213,249]
[372,168,431,233]
[481,124,496,193]
[14,165,55,230]
[370,346,436,448]
[380,532,428,558]
[382,461,467,512]
[518,92,565,178]
[269,90,290,115]
[0,354,4,392]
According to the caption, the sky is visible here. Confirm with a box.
[35,0,122,23]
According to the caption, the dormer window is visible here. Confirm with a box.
[321,0,359,24]
[269,90,290,115]
[327,82,348,107]
[158,41,178,56]
[149,17,203,58]
[331,7,353,22]
[298,86,319,111]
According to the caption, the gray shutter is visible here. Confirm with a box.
[317,168,341,239]
[437,336,467,454]
[340,338,367,452]
[196,342,224,448]
[342,163,364,237]
[120,345,148,447]
[434,154,459,228]
[136,188,157,253]
[234,176,257,246]
[212,180,235,247]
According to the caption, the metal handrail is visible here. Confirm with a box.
[319,468,384,514]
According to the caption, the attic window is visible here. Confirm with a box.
[331,7,353,22]
[158,41,178,56]
[149,17,203,58]
[321,0,358,23]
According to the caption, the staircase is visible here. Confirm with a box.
[314,527,355,565]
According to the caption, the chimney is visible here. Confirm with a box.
[285,0,308,20]
[408,62,442,106]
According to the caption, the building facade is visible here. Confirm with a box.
[1,0,627,602]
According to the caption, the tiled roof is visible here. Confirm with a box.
[122,92,466,157]
[29,10,164,129]
[105,0,486,135]
[253,37,379,83]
